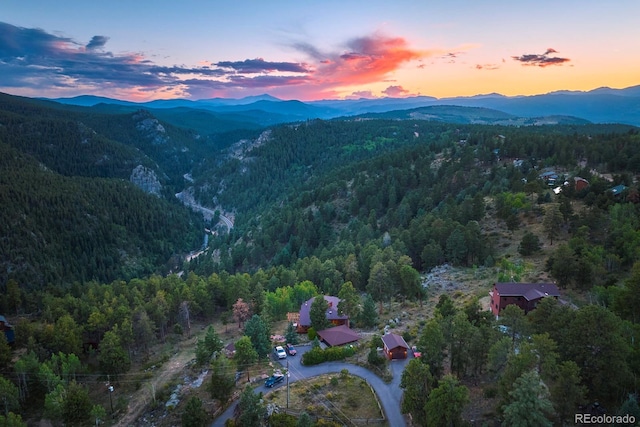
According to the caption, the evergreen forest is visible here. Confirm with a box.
[1,91,640,425]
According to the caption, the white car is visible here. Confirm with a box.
[274,346,287,359]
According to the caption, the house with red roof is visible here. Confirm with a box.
[297,295,348,333]
[489,282,560,317]
[381,333,409,360]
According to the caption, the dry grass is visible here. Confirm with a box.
[265,372,383,423]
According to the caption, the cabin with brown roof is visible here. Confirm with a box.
[297,295,348,333]
[381,333,409,360]
[489,282,560,317]
[316,324,360,347]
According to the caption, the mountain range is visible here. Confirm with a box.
[50,85,640,130]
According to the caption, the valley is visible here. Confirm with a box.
[1,91,640,426]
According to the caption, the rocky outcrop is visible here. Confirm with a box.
[130,165,162,196]
[132,110,169,145]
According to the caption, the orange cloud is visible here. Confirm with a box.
[321,35,424,86]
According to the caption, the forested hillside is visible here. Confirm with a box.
[0,94,206,286]
[2,92,640,425]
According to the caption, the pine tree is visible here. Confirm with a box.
[503,370,554,427]
[358,294,378,328]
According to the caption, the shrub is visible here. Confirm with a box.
[307,327,317,340]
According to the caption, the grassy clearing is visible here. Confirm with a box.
[264,372,383,422]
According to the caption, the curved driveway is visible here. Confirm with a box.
[212,346,409,426]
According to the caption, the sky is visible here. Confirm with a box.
[1,0,639,101]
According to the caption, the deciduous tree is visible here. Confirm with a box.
[233,298,251,329]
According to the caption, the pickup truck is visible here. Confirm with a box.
[274,345,287,359]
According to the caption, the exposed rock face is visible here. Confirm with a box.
[130,165,162,196]
[132,110,169,145]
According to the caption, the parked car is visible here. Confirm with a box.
[265,373,285,388]
[274,345,287,359]
[286,343,297,356]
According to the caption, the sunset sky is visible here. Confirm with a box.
[2,0,639,101]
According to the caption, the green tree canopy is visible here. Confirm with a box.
[425,374,469,427]
[309,296,330,331]
[399,359,433,425]
[503,370,554,427]
[244,314,271,359]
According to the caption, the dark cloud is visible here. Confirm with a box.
[512,48,570,67]
[216,58,309,73]
[86,35,109,50]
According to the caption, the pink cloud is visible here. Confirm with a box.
[382,85,410,97]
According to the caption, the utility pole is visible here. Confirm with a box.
[107,375,114,418]
[286,360,290,409]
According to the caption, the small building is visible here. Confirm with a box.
[316,324,360,347]
[540,170,559,186]
[0,315,15,344]
[297,296,348,333]
[489,283,560,317]
[381,333,409,360]
[610,184,628,196]
[574,176,589,192]
[224,342,236,358]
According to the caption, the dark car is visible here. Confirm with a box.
[265,373,285,388]
[286,343,297,356]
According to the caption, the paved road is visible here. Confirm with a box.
[211,346,410,426]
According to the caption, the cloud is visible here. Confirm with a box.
[382,85,409,97]
[475,63,500,70]
[347,90,375,99]
[86,35,109,50]
[512,48,570,67]
[0,22,451,100]
[215,58,310,74]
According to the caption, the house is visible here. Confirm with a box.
[297,295,348,333]
[381,333,409,360]
[0,315,15,344]
[224,342,236,358]
[316,324,360,347]
[610,184,628,196]
[489,283,560,317]
[539,170,559,186]
[574,177,589,192]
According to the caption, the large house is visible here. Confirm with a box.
[489,282,560,317]
[297,295,348,333]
